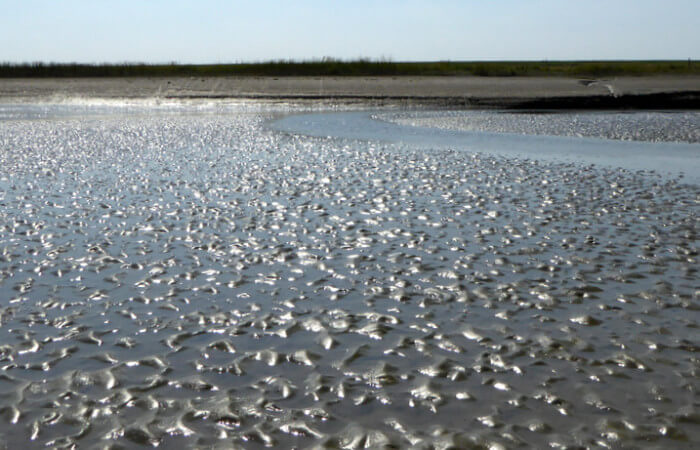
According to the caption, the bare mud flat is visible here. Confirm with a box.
[2,76,700,108]
[0,102,698,448]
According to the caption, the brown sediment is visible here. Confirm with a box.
[1,75,699,109]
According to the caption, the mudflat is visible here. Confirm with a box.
[2,75,699,108]
[0,102,698,448]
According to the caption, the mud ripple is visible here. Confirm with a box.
[0,104,697,448]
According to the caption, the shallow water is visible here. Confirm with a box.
[382,110,700,144]
[273,110,700,183]
[0,102,698,448]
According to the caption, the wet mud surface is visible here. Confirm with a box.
[0,104,698,448]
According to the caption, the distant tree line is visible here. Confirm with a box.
[0,60,697,78]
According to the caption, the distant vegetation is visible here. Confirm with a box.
[1,59,698,78]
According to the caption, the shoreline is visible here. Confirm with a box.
[161,91,700,110]
[1,76,699,109]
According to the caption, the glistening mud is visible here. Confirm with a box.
[0,102,698,448]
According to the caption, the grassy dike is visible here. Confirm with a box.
[1,59,699,78]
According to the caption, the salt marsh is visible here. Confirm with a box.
[0,102,698,448]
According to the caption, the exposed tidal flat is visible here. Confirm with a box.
[0,101,698,448]
[2,75,700,109]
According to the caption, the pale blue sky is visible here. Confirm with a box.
[2,0,698,63]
